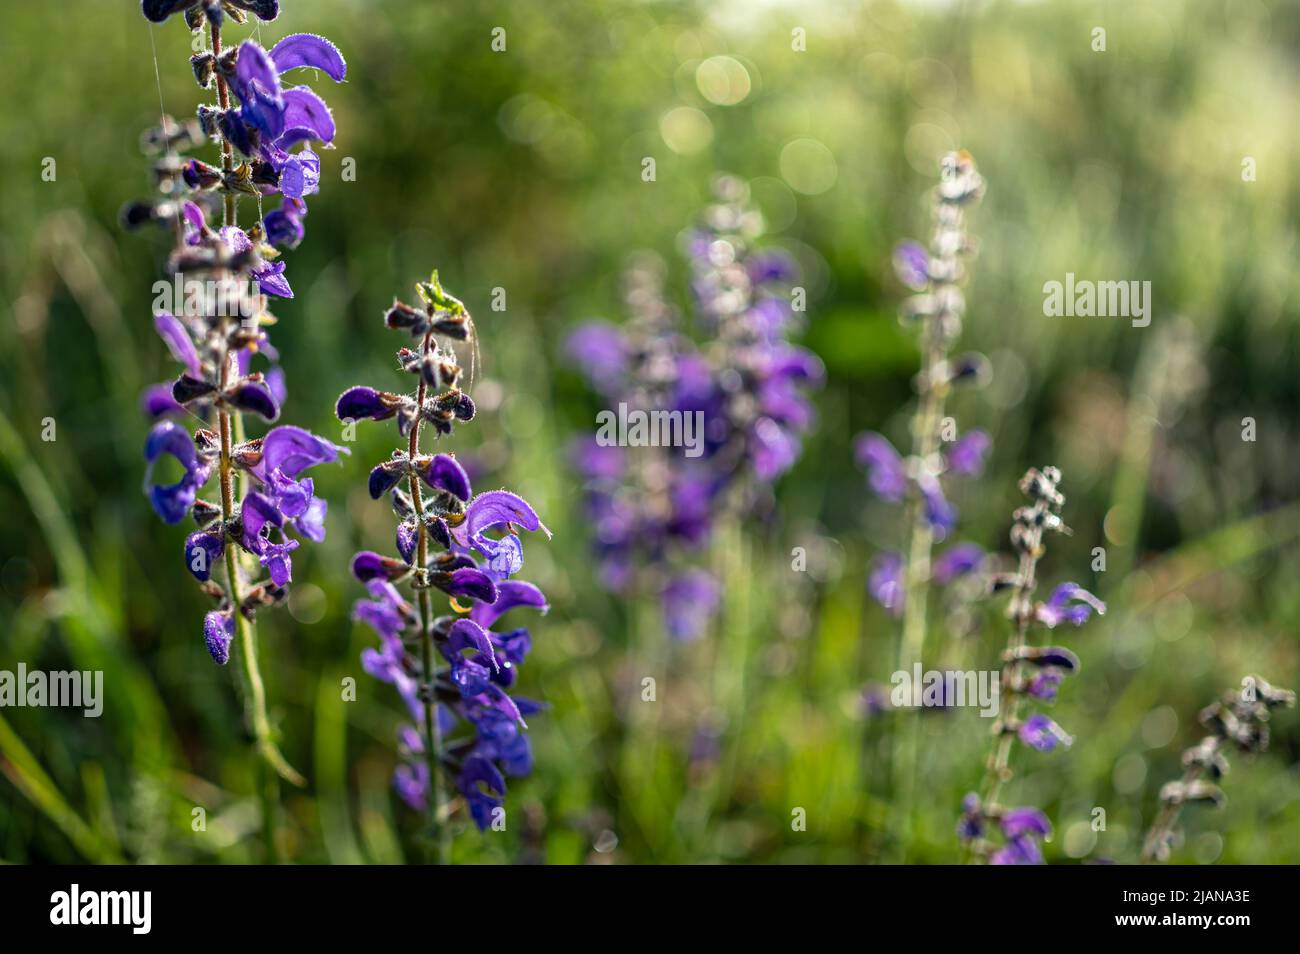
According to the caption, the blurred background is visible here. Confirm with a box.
[1,0,1298,863]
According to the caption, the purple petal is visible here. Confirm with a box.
[461,490,548,542]
[1018,714,1073,752]
[203,610,234,665]
[184,530,225,582]
[274,146,320,199]
[437,567,499,604]
[253,259,294,298]
[854,432,907,502]
[142,383,185,418]
[893,240,930,291]
[154,312,201,375]
[240,491,283,549]
[868,551,904,616]
[293,496,328,543]
[920,477,956,537]
[230,380,281,421]
[422,454,471,501]
[351,550,408,583]
[946,430,990,477]
[369,463,404,500]
[278,88,335,145]
[470,580,548,630]
[1037,583,1107,628]
[395,521,418,563]
[932,543,983,585]
[1001,807,1052,840]
[259,425,340,478]
[269,33,347,81]
[336,386,394,421]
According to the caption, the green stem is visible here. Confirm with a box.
[407,330,449,863]
[888,325,945,862]
[207,16,301,805]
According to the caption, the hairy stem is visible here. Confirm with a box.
[967,533,1041,863]
[1140,749,1210,863]
[207,17,301,794]
[210,18,236,227]
[407,329,450,863]
[981,548,1037,807]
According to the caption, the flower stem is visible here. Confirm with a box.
[407,329,450,863]
[980,548,1037,806]
[887,325,945,862]
[206,16,301,794]
[1140,750,1209,863]
[209,17,236,227]
[218,349,305,790]
[967,529,1041,863]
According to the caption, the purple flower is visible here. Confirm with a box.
[893,241,930,291]
[423,453,472,501]
[251,425,341,519]
[990,808,1052,865]
[869,551,904,616]
[154,312,201,376]
[1001,806,1052,840]
[268,33,348,82]
[240,491,298,586]
[450,490,551,562]
[919,476,957,537]
[144,421,211,524]
[184,529,225,582]
[142,382,185,419]
[394,760,429,811]
[263,197,307,249]
[458,755,506,831]
[1027,669,1065,702]
[662,570,721,641]
[347,272,547,832]
[203,609,234,665]
[854,432,907,502]
[932,542,983,585]
[565,321,628,393]
[945,430,990,477]
[567,183,821,634]
[1036,583,1106,628]
[990,836,1045,865]
[1018,713,1073,752]
[957,792,983,841]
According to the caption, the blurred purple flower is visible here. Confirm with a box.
[945,430,990,476]
[1036,583,1106,628]
[868,551,904,616]
[892,241,930,291]
[854,432,907,502]
[932,542,984,585]
[1018,713,1073,752]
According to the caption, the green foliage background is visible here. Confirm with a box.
[0,0,1297,863]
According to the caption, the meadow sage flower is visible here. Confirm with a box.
[340,272,550,840]
[965,467,1104,864]
[126,0,347,794]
